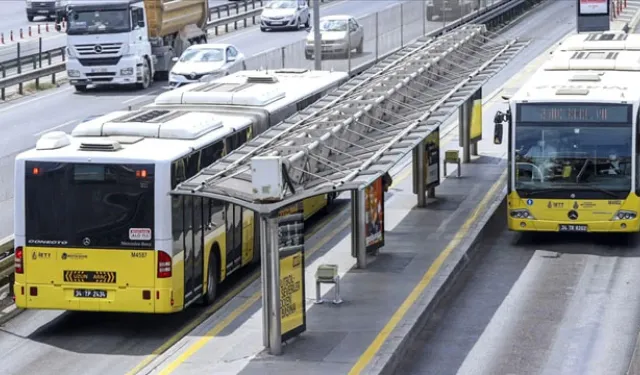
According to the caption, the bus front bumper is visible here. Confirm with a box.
[13,283,182,313]
[508,217,640,233]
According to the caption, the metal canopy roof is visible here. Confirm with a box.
[172,25,529,214]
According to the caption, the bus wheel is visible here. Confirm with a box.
[202,250,219,306]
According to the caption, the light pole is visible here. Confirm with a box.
[313,0,321,70]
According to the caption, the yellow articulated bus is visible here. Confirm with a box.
[493,35,640,233]
[13,69,347,313]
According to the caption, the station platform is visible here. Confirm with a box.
[134,4,640,375]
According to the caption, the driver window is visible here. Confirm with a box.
[135,8,145,27]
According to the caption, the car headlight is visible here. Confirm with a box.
[510,209,535,220]
[612,210,637,221]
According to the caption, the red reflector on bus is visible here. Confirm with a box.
[14,247,23,274]
[29,286,37,296]
[136,169,147,178]
[142,290,151,300]
[32,167,40,175]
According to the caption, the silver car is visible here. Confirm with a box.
[305,15,364,60]
[169,43,245,88]
[260,0,310,31]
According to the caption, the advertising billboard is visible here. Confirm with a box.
[579,0,608,14]
[364,177,385,253]
[277,202,306,342]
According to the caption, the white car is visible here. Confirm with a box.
[305,15,364,59]
[260,0,310,31]
[168,44,245,88]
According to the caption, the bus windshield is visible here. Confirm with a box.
[24,162,155,249]
[514,103,633,199]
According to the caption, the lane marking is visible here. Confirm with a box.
[122,89,164,104]
[347,170,507,375]
[152,217,353,375]
[0,86,73,114]
[34,119,76,136]
[126,205,349,375]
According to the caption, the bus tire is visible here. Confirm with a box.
[202,247,219,306]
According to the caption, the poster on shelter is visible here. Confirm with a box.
[579,0,608,14]
[278,202,306,342]
[470,88,483,143]
[425,127,440,189]
[365,177,385,253]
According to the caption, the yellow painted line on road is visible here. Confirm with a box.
[126,206,344,375]
[153,218,351,375]
[347,170,507,375]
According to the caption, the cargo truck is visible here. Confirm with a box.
[63,0,208,92]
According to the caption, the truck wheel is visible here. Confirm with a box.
[201,249,219,306]
[27,15,34,22]
[136,59,151,90]
[74,85,87,92]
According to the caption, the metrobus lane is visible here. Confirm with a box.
[395,219,640,375]
[0,0,437,240]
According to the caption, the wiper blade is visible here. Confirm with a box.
[518,188,567,197]
[577,185,620,198]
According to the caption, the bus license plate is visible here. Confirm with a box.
[74,289,107,298]
[559,224,588,232]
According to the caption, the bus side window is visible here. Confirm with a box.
[201,141,225,167]
[185,151,200,179]
[237,128,247,146]
[171,159,186,189]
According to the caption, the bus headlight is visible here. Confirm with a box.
[612,210,637,221]
[510,209,535,219]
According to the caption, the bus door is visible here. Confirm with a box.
[225,204,243,272]
[183,196,204,305]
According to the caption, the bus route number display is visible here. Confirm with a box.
[518,104,630,123]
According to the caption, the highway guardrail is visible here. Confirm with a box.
[0,0,549,301]
[0,0,339,89]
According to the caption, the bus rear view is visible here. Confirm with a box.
[14,159,161,312]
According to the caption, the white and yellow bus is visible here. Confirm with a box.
[494,34,640,233]
[13,69,347,313]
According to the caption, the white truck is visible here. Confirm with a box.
[63,0,208,92]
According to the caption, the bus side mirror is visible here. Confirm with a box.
[493,122,503,145]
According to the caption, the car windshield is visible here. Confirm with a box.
[318,19,348,31]
[265,0,296,9]
[513,103,633,199]
[67,8,131,35]
[179,48,224,63]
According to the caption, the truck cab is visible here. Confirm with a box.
[64,0,207,92]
